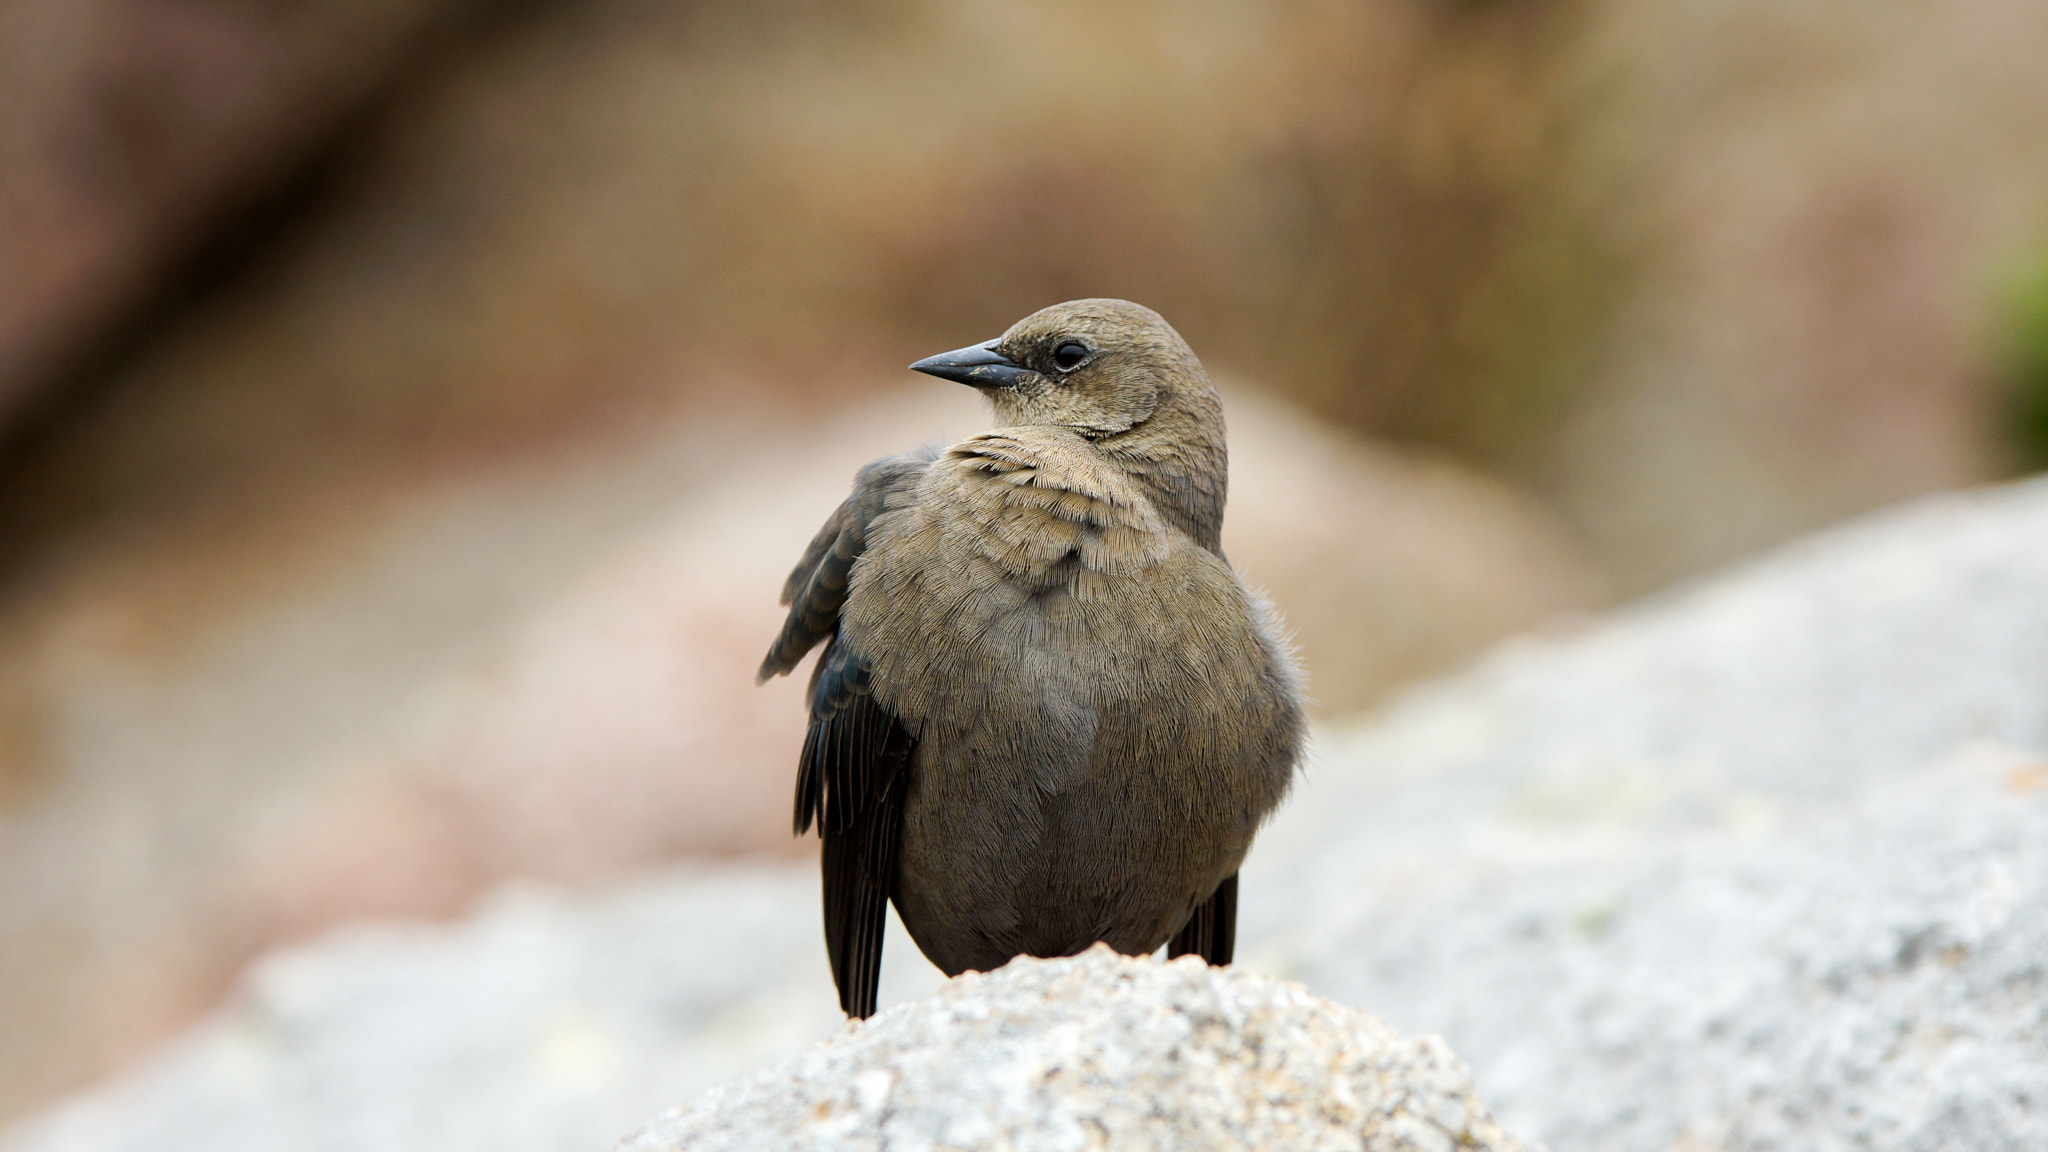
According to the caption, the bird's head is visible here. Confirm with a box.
[909,298,1215,440]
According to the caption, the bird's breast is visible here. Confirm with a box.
[848,464,1261,723]
[934,434,1175,582]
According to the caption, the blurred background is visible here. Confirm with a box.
[2,0,2047,1128]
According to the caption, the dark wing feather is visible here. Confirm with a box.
[1167,872,1238,965]
[761,450,932,1017]
[807,639,914,1017]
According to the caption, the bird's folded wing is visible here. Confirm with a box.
[758,450,934,683]
[805,645,913,1017]
[760,449,932,1018]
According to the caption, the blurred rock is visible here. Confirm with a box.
[1223,390,1606,709]
[0,895,1527,1152]
[0,379,1597,1125]
[1244,475,2048,1148]
[5,472,2045,1152]
[0,0,476,420]
[0,866,886,1152]
[620,947,1530,1152]
[0,0,1462,568]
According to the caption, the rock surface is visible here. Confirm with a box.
[1241,475,2048,1150]
[0,868,891,1152]
[620,947,1527,1152]
[5,476,2046,1152]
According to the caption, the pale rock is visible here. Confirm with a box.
[616,947,1530,1152]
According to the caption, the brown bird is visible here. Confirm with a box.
[759,298,1305,1017]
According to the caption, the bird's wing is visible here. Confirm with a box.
[760,450,932,1018]
[758,451,933,683]
[805,636,913,1017]
[1167,872,1238,965]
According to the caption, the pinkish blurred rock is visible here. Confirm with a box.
[0,0,470,420]
[1224,389,1607,709]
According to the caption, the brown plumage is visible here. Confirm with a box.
[759,298,1305,1018]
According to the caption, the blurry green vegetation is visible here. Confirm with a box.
[1994,256,2048,471]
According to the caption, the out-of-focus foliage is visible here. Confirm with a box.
[1994,255,2048,470]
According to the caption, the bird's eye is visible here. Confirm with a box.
[1051,341,1089,371]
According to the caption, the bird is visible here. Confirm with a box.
[758,298,1305,1018]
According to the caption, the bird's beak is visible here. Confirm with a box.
[909,339,1031,389]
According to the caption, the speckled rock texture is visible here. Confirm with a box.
[617,946,1528,1152]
